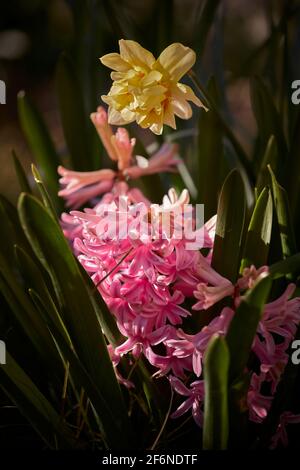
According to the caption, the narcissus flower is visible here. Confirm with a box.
[100,40,207,135]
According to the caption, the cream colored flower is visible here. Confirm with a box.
[100,40,207,135]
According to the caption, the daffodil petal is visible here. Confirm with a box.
[163,104,177,129]
[150,122,163,135]
[107,107,130,125]
[177,83,208,110]
[171,99,192,119]
[100,53,130,72]
[157,43,196,81]
[141,70,163,86]
[120,107,136,122]
[119,39,156,70]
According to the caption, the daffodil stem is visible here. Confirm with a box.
[188,70,255,185]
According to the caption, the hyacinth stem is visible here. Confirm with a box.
[127,357,140,381]
[150,387,174,450]
[188,70,255,185]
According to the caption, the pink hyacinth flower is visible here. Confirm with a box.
[58,165,115,208]
[111,127,136,171]
[90,106,118,161]
[270,411,300,449]
[166,307,234,377]
[193,263,269,311]
[169,376,205,427]
[123,143,180,179]
[247,372,273,423]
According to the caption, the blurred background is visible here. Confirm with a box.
[1,0,300,203]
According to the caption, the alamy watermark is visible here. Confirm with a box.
[291,80,300,105]
[86,199,205,250]
[0,340,6,364]
[291,340,300,365]
[0,80,6,104]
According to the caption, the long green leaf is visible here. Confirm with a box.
[240,187,273,271]
[31,164,59,222]
[197,77,227,219]
[188,71,254,185]
[77,261,123,347]
[17,91,61,211]
[226,275,272,383]
[18,193,133,448]
[194,0,221,56]
[203,334,229,450]
[211,169,246,282]
[56,53,91,171]
[0,352,75,449]
[29,289,127,448]
[256,135,280,193]
[0,255,64,381]
[268,165,297,259]
[12,150,32,194]
[0,195,33,259]
[250,76,287,173]
[269,253,300,280]
[14,245,69,343]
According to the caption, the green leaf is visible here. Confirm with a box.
[211,169,246,282]
[56,53,91,171]
[31,164,59,222]
[203,334,229,450]
[194,0,221,56]
[12,150,32,194]
[14,245,69,343]
[197,77,228,219]
[226,275,272,383]
[268,165,297,259]
[250,77,287,172]
[17,91,61,211]
[0,195,33,262]
[77,261,123,347]
[188,72,254,185]
[225,275,271,448]
[240,187,273,271]
[256,135,280,193]
[0,254,64,382]
[18,193,134,448]
[29,289,128,448]
[0,351,75,449]
[269,253,300,280]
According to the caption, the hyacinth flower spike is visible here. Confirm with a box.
[58,106,180,208]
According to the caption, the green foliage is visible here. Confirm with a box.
[203,335,229,450]
[240,187,273,271]
[56,53,93,171]
[211,169,246,283]
[17,92,62,212]
[1,0,300,452]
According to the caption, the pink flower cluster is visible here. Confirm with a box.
[58,106,179,209]
[59,106,300,447]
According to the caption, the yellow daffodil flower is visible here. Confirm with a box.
[100,40,207,135]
